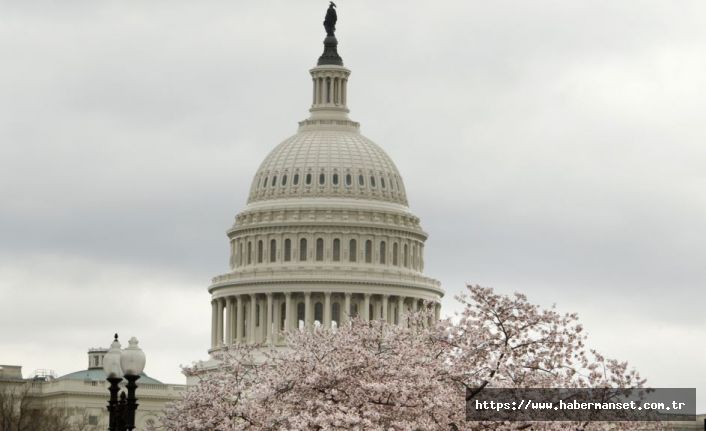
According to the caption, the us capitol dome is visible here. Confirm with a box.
[206,6,443,352]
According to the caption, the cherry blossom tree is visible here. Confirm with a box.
[154,285,661,431]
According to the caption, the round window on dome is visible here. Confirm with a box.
[306,173,312,185]
[370,176,376,188]
[293,174,299,185]
[282,175,287,186]
[333,173,339,185]
[319,173,325,185]
[345,174,352,186]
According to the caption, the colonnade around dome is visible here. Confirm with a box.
[209,291,441,349]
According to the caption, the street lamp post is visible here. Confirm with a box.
[103,334,146,431]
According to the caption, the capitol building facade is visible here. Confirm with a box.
[206,25,443,351]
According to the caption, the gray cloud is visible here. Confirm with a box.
[1,0,704,410]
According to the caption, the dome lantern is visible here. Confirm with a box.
[308,2,351,124]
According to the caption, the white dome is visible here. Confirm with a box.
[247,129,408,206]
[205,28,442,354]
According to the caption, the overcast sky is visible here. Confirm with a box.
[1,0,705,412]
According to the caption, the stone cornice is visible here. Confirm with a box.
[227,221,428,241]
[209,266,442,294]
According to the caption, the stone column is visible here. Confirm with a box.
[216,298,224,346]
[236,295,243,344]
[231,297,238,343]
[266,293,273,344]
[210,300,217,348]
[343,292,351,325]
[249,294,257,344]
[342,78,347,105]
[284,292,292,332]
[323,292,332,328]
[225,297,233,345]
[363,293,370,321]
[381,295,388,323]
[258,297,265,342]
[397,296,405,328]
[273,295,280,344]
[304,292,312,328]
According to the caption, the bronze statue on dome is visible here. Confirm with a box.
[324,2,337,37]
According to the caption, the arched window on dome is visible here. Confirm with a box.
[381,177,386,189]
[271,176,277,187]
[392,242,398,266]
[293,173,299,185]
[319,173,325,185]
[349,239,357,262]
[305,173,312,185]
[284,238,291,262]
[332,173,339,185]
[333,238,340,261]
[257,240,263,263]
[365,240,372,263]
[314,302,323,325]
[262,177,268,189]
[404,244,409,267]
[247,241,252,265]
[345,174,352,186]
[238,242,243,267]
[282,175,287,186]
[299,238,308,261]
[316,238,324,261]
[379,241,386,264]
[270,239,277,262]
[370,176,376,188]
[358,175,365,186]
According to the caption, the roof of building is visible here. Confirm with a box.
[57,369,163,385]
[247,130,409,206]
